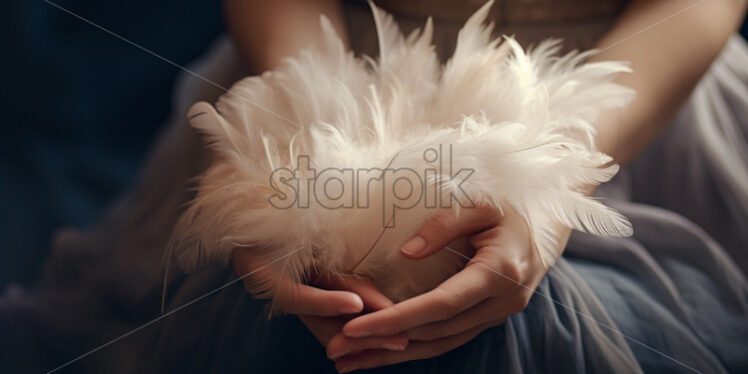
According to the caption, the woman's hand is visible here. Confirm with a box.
[328,205,567,372]
[232,248,409,350]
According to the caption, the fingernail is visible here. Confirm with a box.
[382,343,406,351]
[344,329,370,338]
[401,236,427,256]
[341,295,364,314]
[338,365,358,373]
[328,349,350,360]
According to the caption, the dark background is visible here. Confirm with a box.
[0,1,746,290]
[0,0,223,288]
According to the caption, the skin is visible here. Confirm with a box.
[226,0,747,372]
[227,0,410,356]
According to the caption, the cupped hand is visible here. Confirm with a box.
[329,205,568,372]
[232,248,409,353]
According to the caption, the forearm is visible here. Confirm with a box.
[222,0,347,74]
[591,0,746,165]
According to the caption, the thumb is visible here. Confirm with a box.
[400,206,499,259]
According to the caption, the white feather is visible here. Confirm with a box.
[167,1,635,310]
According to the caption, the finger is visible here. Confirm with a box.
[315,273,394,311]
[408,298,508,341]
[232,249,365,317]
[335,320,496,373]
[326,332,408,360]
[343,264,492,337]
[298,315,347,345]
[400,205,499,259]
[278,283,364,316]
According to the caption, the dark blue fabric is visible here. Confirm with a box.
[142,208,747,374]
[0,0,223,287]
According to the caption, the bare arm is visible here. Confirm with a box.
[222,0,347,74]
[592,0,747,165]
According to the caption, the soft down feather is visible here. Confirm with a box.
[167,0,635,310]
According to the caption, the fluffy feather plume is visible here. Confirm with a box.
[167,1,635,309]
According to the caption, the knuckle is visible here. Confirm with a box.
[436,287,465,319]
[476,266,499,295]
[387,306,408,332]
[388,321,405,335]
[499,258,526,286]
